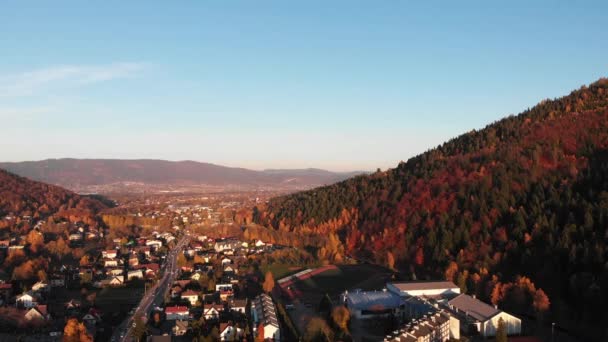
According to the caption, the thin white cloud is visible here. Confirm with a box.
[0,106,56,120]
[0,62,146,97]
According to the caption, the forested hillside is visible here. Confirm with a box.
[254,79,608,339]
[0,169,107,232]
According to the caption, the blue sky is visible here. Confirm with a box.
[1,1,607,171]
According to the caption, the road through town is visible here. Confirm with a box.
[112,234,190,342]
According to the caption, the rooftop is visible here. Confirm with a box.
[389,281,459,292]
[447,294,500,322]
[345,290,402,311]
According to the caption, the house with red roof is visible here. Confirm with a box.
[165,306,189,320]
[181,290,199,306]
[24,304,50,321]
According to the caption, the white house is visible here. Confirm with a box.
[387,281,460,298]
[172,320,188,336]
[255,240,266,247]
[102,250,118,259]
[104,259,119,267]
[108,268,124,276]
[445,294,521,337]
[31,281,49,293]
[230,299,246,314]
[221,257,232,266]
[68,233,82,241]
[220,323,243,341]
[190,272,204,281]
[128,269,144,281]
[24,305,50,321]
[214,240,240,253]
[203,304,224,320]
[251,294,280,341]
[146,240,163,248]
[181,290,199,306]
[16,293,37,308]
[216,283,233,292]
[104,276,124,287]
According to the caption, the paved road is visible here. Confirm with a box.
[111,234,190,342]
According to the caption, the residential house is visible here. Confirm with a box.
[82,308,102,325]
[165,306,189,320]
[214,240,240,253]
[203,304,224,320]
[223,265,236,275]
[24,305,50,321]
[16,293,37,308]
[65,299,82,310]
[251,294,280,341]
[255,240,266,247]
[129,256,139,267]
[32,281,49,293]
[230,299,247,314]
[0,282,13,299]
[97,276,124,287]
[108,268,124,276]
[104,258,119,267]
[219,288,234,301]
[444,294,521,337]
[216,284,233,292]
[102,250,118,259]
[68,233,82,241]
[190,272,204,282]
[172,320,188,336]
[219,323,243,341]
[128,269,144,281]
[146,240,163,249]
[181,290,199,306]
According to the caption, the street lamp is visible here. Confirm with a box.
[552,322,555,342]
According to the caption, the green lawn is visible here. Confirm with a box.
[262,263,304,280]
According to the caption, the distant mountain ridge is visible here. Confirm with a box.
[0,159,363,191]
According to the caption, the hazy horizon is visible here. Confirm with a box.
[2,1,607,171]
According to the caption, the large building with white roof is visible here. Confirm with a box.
[387,281,460,298]
[444,294,521,337]
[341,289,403,319]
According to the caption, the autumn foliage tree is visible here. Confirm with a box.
[253,80,608,339]
[255,322,265,342]
[63,318,93,342]
[331,306,350,332]
[263,271,275,293]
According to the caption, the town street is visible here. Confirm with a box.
[112,234,190,342]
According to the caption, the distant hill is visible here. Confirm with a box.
[0,169,107,227]
[0,159,363,192]
[254,79,608,340]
